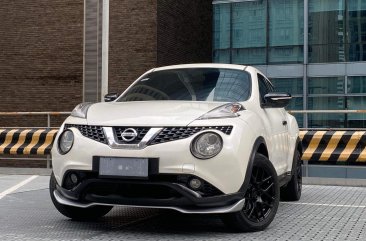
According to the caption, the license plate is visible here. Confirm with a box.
[99,157,148,178]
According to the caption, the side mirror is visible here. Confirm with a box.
[104,93,119,102]
[263,92,292,108]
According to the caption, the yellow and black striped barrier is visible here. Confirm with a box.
[1,128,366,164]
[0,129,58,155]
[300,130,366,164]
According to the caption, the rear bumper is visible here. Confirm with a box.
[54,177,246,214]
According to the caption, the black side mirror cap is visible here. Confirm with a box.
[104,93,119,102]
[263,92,292,108]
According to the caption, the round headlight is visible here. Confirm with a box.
[58,130,74,154]
[191,132,223,159]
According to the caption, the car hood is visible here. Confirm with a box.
[86,101,224,126]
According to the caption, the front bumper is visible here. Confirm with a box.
[54,175,246,214]
[52,119,255,195]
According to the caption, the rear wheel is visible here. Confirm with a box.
[221,154,280,232]
[49,173,112,221]
[280,150,302,201]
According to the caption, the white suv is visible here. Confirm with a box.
[50,64,302,232]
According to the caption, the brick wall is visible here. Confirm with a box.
[0,0,213,122]
[0,0,213,167]
[0,0,84,127]
[108,0,213,94]
[157,0,212,66]
[108,0,158,94]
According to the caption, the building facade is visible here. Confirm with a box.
[213,0,366,129]
[0,0,212,167]
[0,0,212,128]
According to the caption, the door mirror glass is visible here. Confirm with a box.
[104,93,119,102]
[263,92,292,108]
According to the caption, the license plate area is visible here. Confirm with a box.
[98,157,149,179]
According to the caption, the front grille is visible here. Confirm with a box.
[149,126,233,145]
[65,124,107,144]
[64,124,232,146]
[114,127,150,144]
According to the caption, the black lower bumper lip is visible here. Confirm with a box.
[53,189,246,214]
[55,178,245,212]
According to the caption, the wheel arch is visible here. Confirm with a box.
[291,137,303,175]
[296,137,303,156]
[239,136,268,193]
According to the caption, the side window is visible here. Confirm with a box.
[265,78,275,92]
[258,74,269,103]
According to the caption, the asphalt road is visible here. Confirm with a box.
[0,174,366,241]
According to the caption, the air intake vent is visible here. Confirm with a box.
[64,124,107,144]
[149,126,233,145]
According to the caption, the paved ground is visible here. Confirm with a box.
[0,175,366,241]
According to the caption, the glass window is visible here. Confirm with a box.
[231,1,267,65]
[308,113,345,128]
[347,96,366,127]
[232,48,266,65]
[268,0,304,63]
[232,2,267,48]
[258,74,270,103]
[308,96,345,110]
[308,44,346,63]
[119,68,252,102]
[213,4,231,50]
[308,0,346,63]
[287,97,303,110]
[271,78,303,95]
[293,113,304,128]
[213,49,230,63]
[348,43,366,61]
[308,96,346,129]
[348,76,366,93]
[269,46,304,64]
[308,77,345,95]
[347,0,366,61]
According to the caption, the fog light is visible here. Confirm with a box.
[70,173,79,184]
[189,178,202,190]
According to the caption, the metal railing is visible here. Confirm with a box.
[0,112,71,128]
[289,110,366,114]
[0,112,71,168]
[1,110,366,170]
[288,109,366,131]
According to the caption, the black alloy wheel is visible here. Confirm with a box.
[221,154,280,232]
[243,165,276,223]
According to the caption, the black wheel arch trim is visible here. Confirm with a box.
[239,136,267,193]
[292,137,303,175]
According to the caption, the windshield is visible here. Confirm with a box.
[118,68,252,102]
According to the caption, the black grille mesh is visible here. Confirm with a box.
[64,125,233,146]
[114,127,150,144]
[149,126,233,145]
[64,124,107,144]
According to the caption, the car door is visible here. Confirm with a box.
[257,73,289,174]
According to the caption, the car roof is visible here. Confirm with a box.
[153,63,249,72]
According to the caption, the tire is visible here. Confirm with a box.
[49,172,112,221]
[221,153,280,232]
[280,149,302,201]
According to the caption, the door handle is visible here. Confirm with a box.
[282,120,287,126]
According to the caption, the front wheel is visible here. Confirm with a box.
[49,173,112,221]
[221,154,280,232]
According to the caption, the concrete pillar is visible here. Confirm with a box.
[83,0,109,102]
